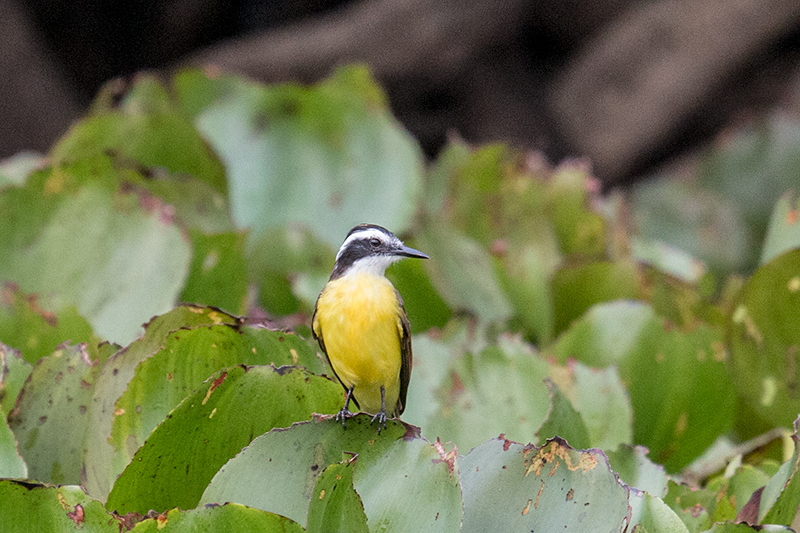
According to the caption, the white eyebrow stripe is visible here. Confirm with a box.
[336,228,395,259]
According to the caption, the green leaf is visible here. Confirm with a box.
[246,225,334,316]
[551,260,641,336]
[403,331,551,454]
[106,365,341,515]
[546,162,607,258]
[130,503,304,532]
[306,460,369,533]
[664,480,714,532]
[0,344,32,414]
[0,176,191,345]
[386,250,452,334]
[52,75,226,194]
[194,65,423,248]
[551,301,736,471]
[630,178,753,276]
[0,405,27,478]
[460,437,630,532]
[606,445,668,498]
[417,224,512,323]
[729,250,800,428]
[550,362,633,450]
[179,230,248,314]
[759,417,800,525]
[83,305,241,500]
[536,378,591,449]
[629,491,690,533]
[8,343,114,484]
[107,325,322,494]
[201,417,463,531]
[0,480,116,533]
[761,191,800,265]
[0,283,96,365]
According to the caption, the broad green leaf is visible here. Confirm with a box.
[630,177,753,276]
[729,250,800,428]
[52,75,226,194]
[0,405,27,478]
[551,362,633,450]
[8,343,114,484]
[460,437,630,532]
[131,171,234,233]
[246,225,333,316]
[386,250,452,334]
[130,503,304,532]
[404,332,551,454]
[550,260,641,336]
[306,461,369,533]
[106,365,341,514]
[0,283,95,365]
[761,191,800,265]
[552,301,736,471]
[83,305,241,500]
[0,480,116,533]
[417,223,512,323]
[702,462,774,523]
[0,179,191,345]
[0,344,32,414]
[629,491,690,533]
[536,378,591,449]
[201,417,463,531]
[107,325,322,492]
[546,162,607,258]
[759,418,800,525]
[632,238,707,285]
[607,446,668,498]
[664,480,714,532]
[194,65,423,248]
[497,233,560,345]
[179,230,248,314]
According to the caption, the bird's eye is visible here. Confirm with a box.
[369,238,381,248]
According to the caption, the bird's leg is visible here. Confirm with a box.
[370,386,388,433]
[336,386,355,429]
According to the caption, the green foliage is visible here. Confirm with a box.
[0,65,799,531]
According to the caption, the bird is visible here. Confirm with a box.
[312,224,428,432]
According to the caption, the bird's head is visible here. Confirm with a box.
[330,224,428,279]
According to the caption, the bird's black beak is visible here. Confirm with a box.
[396,244,429,260]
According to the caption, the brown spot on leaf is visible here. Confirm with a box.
[202,372,228,405]
[787,209,798,225]
[431,438,457,477]
[522,498,533,516]
[66,504,85,525]
[566,488,574,501]
[534,480,545,509]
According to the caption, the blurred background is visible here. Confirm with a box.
[5,0,800,187]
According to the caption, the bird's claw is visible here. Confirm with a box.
[370,410,388,433]
[335,408,353,428]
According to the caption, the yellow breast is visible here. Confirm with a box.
[314,272,403,414]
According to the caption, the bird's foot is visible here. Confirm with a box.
[370,409,388,433]
[335,408,353,428]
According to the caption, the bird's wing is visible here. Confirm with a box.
[395,289,413,417]
[312,297,351,399]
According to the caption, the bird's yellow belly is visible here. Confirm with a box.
[315,274,402,414]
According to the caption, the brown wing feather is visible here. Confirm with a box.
[395,289,413,417]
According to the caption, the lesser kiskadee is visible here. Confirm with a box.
[312,224,428,431]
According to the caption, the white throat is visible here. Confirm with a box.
[342,255,400,277]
